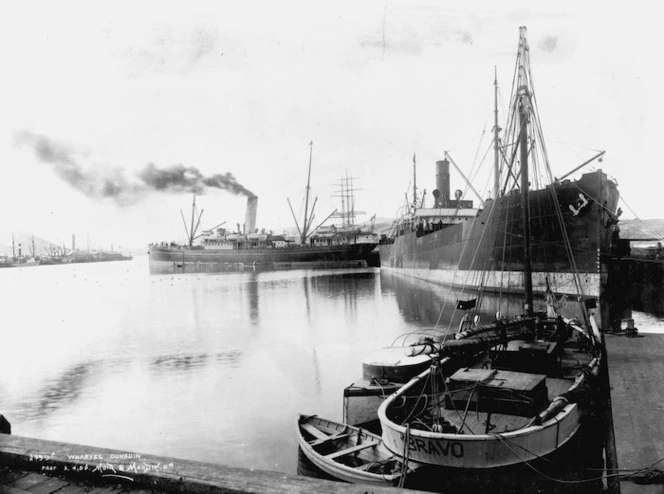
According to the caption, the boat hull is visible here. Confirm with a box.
[378,170,619,297]
[149,242,378,270]
[377,318,601,469]
[379,397,581,469]
[297,415,412,485]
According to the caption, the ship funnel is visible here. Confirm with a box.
[436,159,450,207]
[244,196,258,234]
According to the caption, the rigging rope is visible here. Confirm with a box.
[397,423,412,489]
[492,431,664,487]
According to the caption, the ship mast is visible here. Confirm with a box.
[189,196,196,244]
[181,195,204,247]
[412,153,417,211]
[288,141,322,243]
[517,26,534,316]
[493,66,501,199]
[301,141,314,242]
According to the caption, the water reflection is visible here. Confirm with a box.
[380,270,586,334]
[148,262,253,275]
[150,350,242,374]
[13,362,96,422]
[247,272,259,325]
[38,362,93,416]
[302,276,312,321]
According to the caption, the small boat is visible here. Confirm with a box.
[378,312,602,469]
[296,414,418,486]
[343,346,433,427]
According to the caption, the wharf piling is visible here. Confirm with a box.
[0,434,428,494]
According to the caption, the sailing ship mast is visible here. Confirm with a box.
[517,26,534,316]
[331,171,362,229]
[493,67,501,199]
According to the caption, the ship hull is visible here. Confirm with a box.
[149,242,378,270]
[378,171,619,298]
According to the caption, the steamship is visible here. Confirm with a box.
[149,146,379,270]
[148,208,378,270]
[379,66,623,299]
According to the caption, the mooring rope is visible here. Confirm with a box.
[397,422,412,489]
[492,430,664,486]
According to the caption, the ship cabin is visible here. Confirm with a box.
[411,206,479,237]
[200,228,295,250]
[394,157,481,238]
[309,226,379,247]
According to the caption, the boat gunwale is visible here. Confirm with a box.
[377,357,590,442]
[296,414,404,483]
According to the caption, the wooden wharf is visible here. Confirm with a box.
[605,331,664,493]
[0,433,429,494]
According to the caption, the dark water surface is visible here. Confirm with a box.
[1,257,660,491]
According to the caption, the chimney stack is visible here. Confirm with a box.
[244,196,258,234]
[435,159,451,207]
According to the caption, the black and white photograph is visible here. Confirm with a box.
[0,1,662,493]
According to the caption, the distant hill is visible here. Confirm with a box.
[0,231,56,257]
[619,219,664,240]
[371,217,397,235]
[0,231,139,257]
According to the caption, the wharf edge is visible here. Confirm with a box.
[0,433,428,494]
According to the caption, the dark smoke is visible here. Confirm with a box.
[15,131,256,204]
[139,163,256,198]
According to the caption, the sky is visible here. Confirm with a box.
[0,1,661,252]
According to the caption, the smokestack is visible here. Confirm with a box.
[435,159,451,207]
[18,243,22,257]
[245,196,258,234]
[72,234,76,251]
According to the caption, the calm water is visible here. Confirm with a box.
[1,257,660,483]
[0,257,462,474]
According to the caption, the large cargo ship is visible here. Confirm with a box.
[379,34,623,299]
[149,145,379,271]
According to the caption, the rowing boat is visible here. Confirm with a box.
[296,414,418,485]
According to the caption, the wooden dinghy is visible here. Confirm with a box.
[297,414,418,485]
